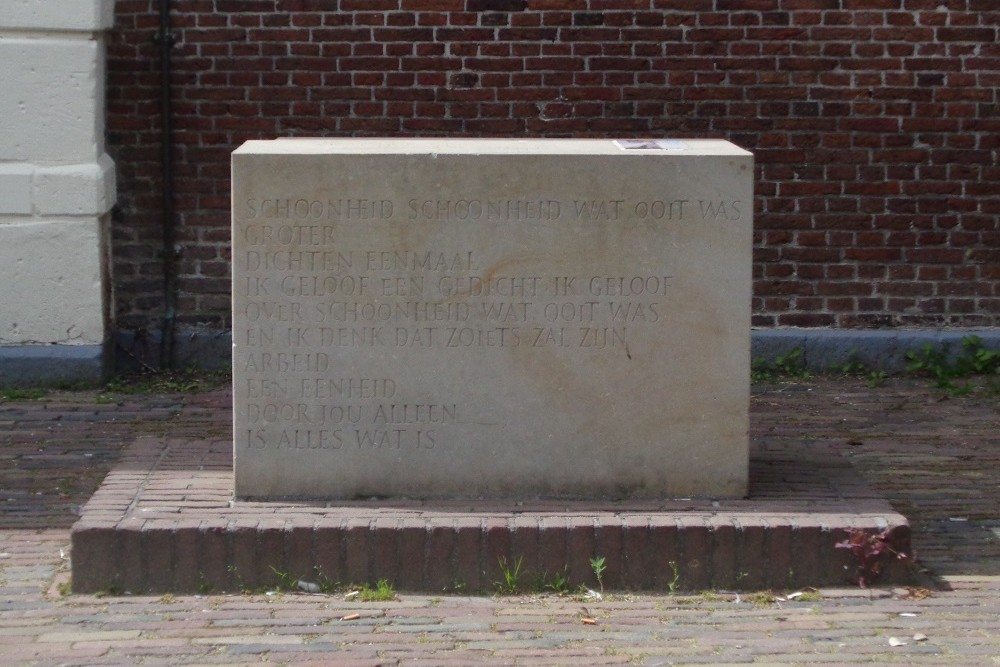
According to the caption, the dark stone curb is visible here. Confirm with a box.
[752,328,1000,371]
[71,435,914,594]
[109,327,1000,375]
[0,343,108,388]
[4,328,988,385]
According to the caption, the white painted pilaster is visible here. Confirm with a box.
[0,0,116,385]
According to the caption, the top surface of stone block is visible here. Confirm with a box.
[235,137,752,157]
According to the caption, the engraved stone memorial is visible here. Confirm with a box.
[232,138,753,499]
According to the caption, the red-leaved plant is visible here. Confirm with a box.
[836,527,913,588]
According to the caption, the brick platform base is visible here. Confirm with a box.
[71,430,913,594]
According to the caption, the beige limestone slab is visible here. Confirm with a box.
[232,138,753,499]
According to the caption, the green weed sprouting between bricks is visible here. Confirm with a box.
[828,350,888,388]
[266,566,393,599]
[750,348,810,384]
[590,556,607,594]
[269,565,300,592]
[357,579,396,601]
[0,387,49,401]
[666,560,681,594]
[494,558,583,596]
[906,335,1000,396]
[197,576,214,596]
[495,555,525,594]
[102,365,232,396]
[545,567,572,595]
[751,337,999,394]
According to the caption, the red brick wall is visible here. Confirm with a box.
[106,0,1000,331]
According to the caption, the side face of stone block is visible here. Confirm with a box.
[232,138,752,500]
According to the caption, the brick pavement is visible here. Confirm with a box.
[1,376,998,665]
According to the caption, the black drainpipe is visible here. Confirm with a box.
[155,0,177,370]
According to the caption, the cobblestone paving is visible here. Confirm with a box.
[1,377,997,665]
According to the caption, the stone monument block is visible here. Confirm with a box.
[232,138,753,499]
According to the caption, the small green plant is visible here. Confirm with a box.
[358,579,396,601]
[227,563,247,593]
[495,555,525,595]
[56,478,74,495]
[269,566,299,592]
[94,393,121,405]
[590,556,607,594]
[906,336,1000,395]
[197,578,214,595]
[266,566,339,594]
[906,343,959,391]
[311,566,339,594]
[744,591,775,608]
[0,387,48,401]
[666,560,681,594]
[829,350,888,388]
[751,348,810,384]
[865,370,888,388]
[955,335,1000,375]
[794,589,823,602]
[57,580,73,597]
[545,567,572,595]
[103,365,231,395]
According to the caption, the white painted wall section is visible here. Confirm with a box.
[0,0,115,352]
[0,219,106,344]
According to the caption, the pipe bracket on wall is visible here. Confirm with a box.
[153,31,177,47]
